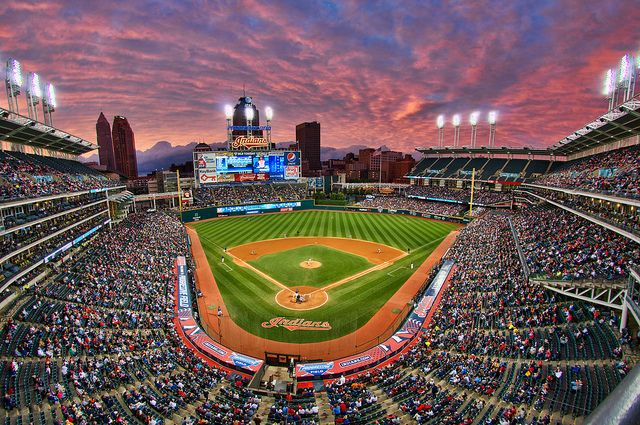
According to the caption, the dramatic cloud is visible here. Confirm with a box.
[0,0,639,157]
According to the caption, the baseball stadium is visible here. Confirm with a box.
[1,7,640,425]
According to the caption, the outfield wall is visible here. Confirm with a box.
[181,199,469,224]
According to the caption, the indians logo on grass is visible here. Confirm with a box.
[261,317,332,331]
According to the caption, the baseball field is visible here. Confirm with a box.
[189,210,458,347]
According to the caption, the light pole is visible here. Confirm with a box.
[452,114,461,148]
[25,72,41,121]
[224,104,233,149]
[245,105,254,138]
[469,112,479,148]
[436,115,445,147]
[488,111,497,148]
[4,58,22,114]
[265,106,273,148]
[42,83,56,126]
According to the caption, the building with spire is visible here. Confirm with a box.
[112,115,138,179]
[231,95,263,140]
[96,112,115,171]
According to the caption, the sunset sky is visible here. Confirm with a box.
[1,0,639,156]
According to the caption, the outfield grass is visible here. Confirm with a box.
[249,245,373,288]
[191,210,458,343]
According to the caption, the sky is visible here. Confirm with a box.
[1,0,639,157]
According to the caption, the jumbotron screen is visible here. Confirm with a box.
[195,150,300,184]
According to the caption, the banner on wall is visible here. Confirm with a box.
[296,260,455,379]
[173,256,264,373]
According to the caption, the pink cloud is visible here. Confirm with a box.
[0,0,638,158]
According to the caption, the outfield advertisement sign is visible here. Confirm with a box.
[296,260,455,380]
[173,256,264,374]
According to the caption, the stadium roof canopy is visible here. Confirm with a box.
[0,107,97,155]
[414,146,558,156]
[551,95,640,155]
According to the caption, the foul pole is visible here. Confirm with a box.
[469,168,475,216]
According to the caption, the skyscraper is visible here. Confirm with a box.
[96,112,115,171]
[112,115,138,179]
[295,121,321,176]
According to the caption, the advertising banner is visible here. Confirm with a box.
[198,170,217,184]
[234,173,270,182]
[284,165,300,180]
[284,151,301,166]
[173,256,263,373]
[196,153,217,169]
[296,260,455,379]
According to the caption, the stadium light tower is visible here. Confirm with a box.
[244,105,254,137]
[25,72,42,121]
[436,114,445,147]
[603,68,617,110]
[265,106,273,147]
[618,53,636,103]
[224,104,233,149]
[452,114,461,148]
[5,58,22,114]
[42,82,56,126]
[469,111,480,148]
[488,111,497,148]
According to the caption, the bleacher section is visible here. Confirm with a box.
[0,150,119,202]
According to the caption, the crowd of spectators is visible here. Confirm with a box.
[0,212,260,424]
[334,211,632,423]
[193,182,307,207]
[535,144,640,199]
[358,196,465,216]
[529,190,640,235]
[513,206,639,280]
[405,185,512,205]
[0,151,119,202]
[0,186,636,424]
[0,203,107,259]
[2,192,106,231]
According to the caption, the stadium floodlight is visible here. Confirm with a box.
[224,104,233,120]
[6,58,22,87]
[42,82,56,126]
[488,111,497,125]
[618,54,630,85]
[488,111,497,148]
[27,72,42,99]
[469,111,480,126]
[5,58,23,113]
[244,105,254,121]
[603,69,615,96]
[436,114,445,129]
[25,72,42,120]
[452,114,461,147]
[45,83,56,109]
[265,106,273,121]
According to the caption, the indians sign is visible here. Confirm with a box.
[231,136,269,149]
[261,317,332,331]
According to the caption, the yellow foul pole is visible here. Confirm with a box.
[177,169,183,223]
[469,168,475,217]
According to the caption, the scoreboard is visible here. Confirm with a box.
[195,150,300,185]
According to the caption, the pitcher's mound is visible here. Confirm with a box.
[275,286,328,310]
[300,260,321,269]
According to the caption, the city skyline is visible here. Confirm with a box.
[1,1,639,156]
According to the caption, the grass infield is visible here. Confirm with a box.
[191,210,457,343]
[248,245,373,289]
